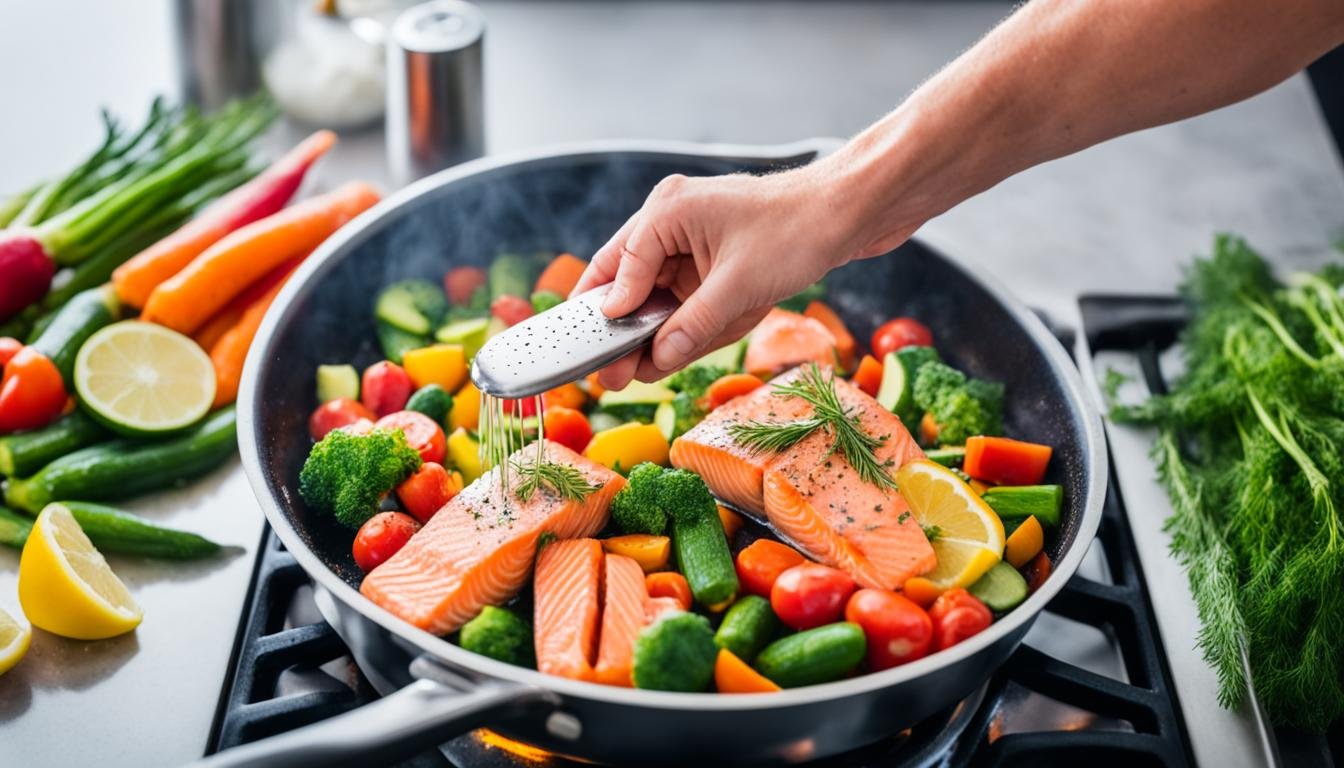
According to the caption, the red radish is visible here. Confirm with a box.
[0,232,54,322]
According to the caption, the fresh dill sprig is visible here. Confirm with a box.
[728,364,897,491]
[511,458,600,503]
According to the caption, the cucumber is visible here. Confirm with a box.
[876,346,940,424]
[435,317,490,358]
[968,560,1029,612]
[489,253,544,301]
[693,338,747,372]
[753,622,866,688]
[4,406,238,513]
[30,285,119,384]
[983,485,1063,527]
[0,410,108,477]
[374,280,448,336]
[406,384,453,426]
[925,446,966,467]
[376,320,427,365]
[714,595,782,662]
[0,506,32,548]
[668,501,739,609]
[653,401,676,441]
[598,380,677,423]
[587,412,623,434]
[316,364,360,403]
[55,501,221,559]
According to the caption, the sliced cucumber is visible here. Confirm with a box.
[485,316,508,339]
[316,364,359,403]
[654,401,677,440]
[874,351,908,413]
[599,380,677,408]
[375,280,448,336]
[968,560,1029,612]
[587,412,623,433]
[983,485,1063,527]
[376,321,427,365]
[694,338,747,372]
[925,446,966,467]
[435,317,491,358]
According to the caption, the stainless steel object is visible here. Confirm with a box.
[385,0,486,187]
[172,0,266,109]
[471,284,679,398]
[212,138,1107,767]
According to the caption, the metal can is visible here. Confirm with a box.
[385,0,486,187]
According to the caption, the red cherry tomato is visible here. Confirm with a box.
[361,361,414,418]
[352,511,420,572]
[490,294,534,327]
[444,266,487,305]
[375,410,446,464]
[396,462,462,523]
[871,317,934,359]
[735,539,807,598]
[927,588,993,651]
[645,571,693,612]
[844,588,933,670]
[0,337,22,368]
[0,346,66,433]
[499,396,539,419]
[543,406,593,453]
[1022,551,1052,593]
[771,562,857,630]
[309,397,375,441]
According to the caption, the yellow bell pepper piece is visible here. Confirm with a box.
[402,344,467,392]
[717,505,744,541]
[447,427,483,483]
[601,534,671,573]
[449,379,482,431]
[1004,515,1044,568]
[583,422,669,470]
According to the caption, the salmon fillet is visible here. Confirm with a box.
[669,367,814,515]
[593,554,650,687]
[534,538,604,681]
[743,308,838,377]
[360,441,623,635]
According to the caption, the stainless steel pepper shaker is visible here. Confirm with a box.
[385,0,486,187]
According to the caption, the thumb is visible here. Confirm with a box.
[650,270,743,372]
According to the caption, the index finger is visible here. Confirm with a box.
[572,216,637,298]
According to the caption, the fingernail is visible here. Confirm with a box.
[602,285,625,315]
[656,330,695,369]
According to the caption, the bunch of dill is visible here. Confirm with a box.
[1112,234,1344,732]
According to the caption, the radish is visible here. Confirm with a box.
[0,232,54,322]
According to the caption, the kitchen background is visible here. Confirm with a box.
[1,1,1342,767]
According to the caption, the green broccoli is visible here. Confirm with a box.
[665,365,729,400]
[631,612,718,691]
[530,290,564,313]
[298,428,422,528]
[459,606,535,668]
[654,468,716,524]
[609,462,668,534]
[669,390,705,438]
[912,361,1004,445]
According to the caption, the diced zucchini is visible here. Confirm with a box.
[435,317,491,359]
[983,485,1063,527]
[654,401,676,440]
[587,412,623,433]
[876,346,941,424]
[597,380,678,423]
[376,320,427,365]
[968,561,1029,612]
[489,253,544,301]
[693,338,747,372]
[375,280,448,336]
[316,364,360,403]
[925,446,966,467]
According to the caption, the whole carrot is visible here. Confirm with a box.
[114,130,336,309]
[141,181,379,334]
[209,260,303,407]
[192,256,302,352]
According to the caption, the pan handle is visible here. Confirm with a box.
[191,658,560,768]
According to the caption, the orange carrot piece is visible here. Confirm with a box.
[542,381,587,411]
[706,373,765,411]
[208,260,303,407]
[804,300,856,370]
[114,131,337,309]
[534,253,588,297]
[963,436,1053,486]
[851,354,883,397]
[645,571,693,612]
[919,413,940,445]
[142,181,379,334]
[714,649,781,693]
[717,505,744,541]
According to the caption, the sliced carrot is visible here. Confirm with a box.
[542,381,587,411]
[963,436,1053,486]
[717,505,744,541]
[706,373,764,411]
[114,130,336,309]
[208,259,304,407]
[715,649,781,693]
[142,181,380,334]
[851,354,883,397]
[645,571,692,611]
[804,301,856,370]
[534,253,588,296]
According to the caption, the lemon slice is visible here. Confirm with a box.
[18,503,143,640]
[0,607,31,675]
[896,459,1005,590]
[74,320,216,436]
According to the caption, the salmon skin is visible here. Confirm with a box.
[360,440,623,636]
[673,365,935,589]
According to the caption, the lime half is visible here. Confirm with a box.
[74,320,216,436]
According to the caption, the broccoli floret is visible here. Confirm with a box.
[912,361,1004,445]
[298,428,422,528]
[610,462,668,534]
[669,390,705,438]
[459,606,535,667]
[665,365,729,400]
[631,611,718,691]
[530,290,564,313]
[655,468,716,524]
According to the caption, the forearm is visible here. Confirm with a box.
[822,0,1344,258]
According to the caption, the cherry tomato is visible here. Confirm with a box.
[771,563,857,630]
[1022,551,1053,593]
[500,396,538,419]
[646,571,693,611]
[705,373,764,411]
[871,317,933,359]
[927,588,993,651]
[309,397,376,441]
[375,410,446,464]
[352,511,420,572]
[845,588,933,670]
[735,539,807,598]
[0,346,66,433]
[361,361,414,418]
[543,406,593,453]
[444,266,487,305]
[0,337,22,368]
[396,461,462,523]
[491,294,534,326]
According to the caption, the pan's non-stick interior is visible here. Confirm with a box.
[253,149,1089,599]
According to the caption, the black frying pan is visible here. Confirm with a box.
[203,140,1106,767]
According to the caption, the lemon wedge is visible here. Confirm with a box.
[0,607,31,674]
[18,503,142,640]
[896,459,1005,590]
